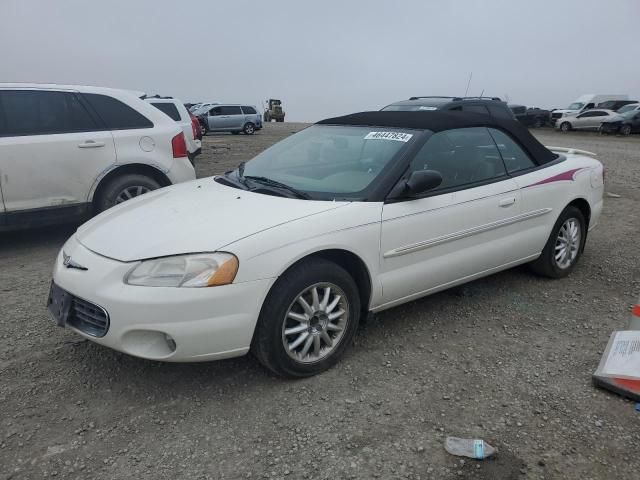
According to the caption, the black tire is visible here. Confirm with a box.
[95,174,161,213]
[251,258,361,378]
[560,122,571,133]
[243,122,256,135]
[276,118,284,123]
[620,124,632,136]
[200,124,208,136]
[530,206,586,278]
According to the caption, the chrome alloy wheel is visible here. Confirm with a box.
[282,282,349,364]
[554,218,581,269]
[115,185,151,204]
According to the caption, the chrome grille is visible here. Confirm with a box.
[68,297,109,337]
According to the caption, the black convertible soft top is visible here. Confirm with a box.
[317,111,557,165]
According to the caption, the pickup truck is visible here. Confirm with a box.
[509,104,550,128]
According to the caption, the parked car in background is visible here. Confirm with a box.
[143,95,202,162]
[49,110,604,377]
[190,102,219,116]
[597,100,637,111]
[509,104,550,128]
[382,96,516,120]
[616,103,640,114]
[199,104,262,135]
[550,94,628,125]
[555,109,618,132]
[599,110,640,135]
[0,83,196,229]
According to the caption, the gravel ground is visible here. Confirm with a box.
[1,124,639,480]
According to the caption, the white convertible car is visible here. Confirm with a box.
[49,111,604,377]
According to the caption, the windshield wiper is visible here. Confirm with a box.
[244,176,311,200]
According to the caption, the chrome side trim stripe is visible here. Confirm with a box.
[383,208,552,258]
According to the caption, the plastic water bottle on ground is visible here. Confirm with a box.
[445,437,496,460]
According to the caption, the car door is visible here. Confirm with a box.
[583,110,608,130]
[379,127,527,307]
[207,106,223,130]
[0,89,116,216]
[223,106,244,129]
[487,128,559,256]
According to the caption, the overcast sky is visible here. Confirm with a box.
[2,0,639,122]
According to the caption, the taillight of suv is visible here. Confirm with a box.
[189,113,202,140]
[171,132,188,158]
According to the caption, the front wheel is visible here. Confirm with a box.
[251,258,361,377]
[560,122,571,133]
[530,206,586,278]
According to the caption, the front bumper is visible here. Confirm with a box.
[50,236,272,362]
[600,122,621,134]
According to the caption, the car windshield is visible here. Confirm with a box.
[618,104,638,113]
[619,110,637,119]
[567,102,585,110]
[234,125,418,200]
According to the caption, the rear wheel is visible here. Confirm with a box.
[560,122,571,133]
[243,122,256,135]
[251,258,361,377]
[530,206,586,278]
[96,174,160,212]
[620,124,632,136]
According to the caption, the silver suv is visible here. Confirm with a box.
[200,104,262,135]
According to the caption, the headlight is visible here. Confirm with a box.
[124,253,238,287]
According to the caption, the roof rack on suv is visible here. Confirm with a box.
[408,96,503,102]
[457,96,502,101]
[140,94,174,100]
[408,96,458,101]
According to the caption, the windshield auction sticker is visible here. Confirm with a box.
[364,131,413,142]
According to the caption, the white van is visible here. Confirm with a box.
[551,94,628,125]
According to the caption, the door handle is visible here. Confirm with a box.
[499,197,516,207]
[78,140,105,148]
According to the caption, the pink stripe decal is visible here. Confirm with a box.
[526,168,584,188]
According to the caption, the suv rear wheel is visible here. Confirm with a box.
[96,174,160,212]
[243,122,256,135]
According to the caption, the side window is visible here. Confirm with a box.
[220,106,242,115]
[0,90,98,136]
[408,127,506,191]
[210,106,222,116]
[462,104,490,115]
[151,102,181,121]
[83,93,153,130]
[488,128,536,173]
[241,106,257,114]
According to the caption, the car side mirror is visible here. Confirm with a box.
[388,170,443,199]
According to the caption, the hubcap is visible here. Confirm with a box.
[115,185,151,204]
[246,125,254,133]
[554,218,581,269]
[282,282,349,364]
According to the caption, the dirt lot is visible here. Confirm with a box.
[1,124,639,480]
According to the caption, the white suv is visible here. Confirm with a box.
[143,96,202,161]
[0,84,196,229]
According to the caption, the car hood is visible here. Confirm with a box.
[76,178,349,262]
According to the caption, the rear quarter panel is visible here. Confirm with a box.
[511,154,604,254]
